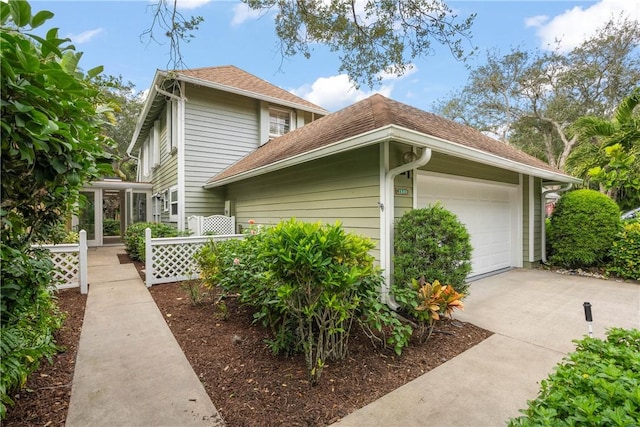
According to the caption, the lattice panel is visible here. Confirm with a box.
[50,251,79,285]
[152,242,204,281]
[201,215,234,235]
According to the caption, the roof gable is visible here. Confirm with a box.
[128,65,327,154]
[177,65,326,113]
[207,94,576,185]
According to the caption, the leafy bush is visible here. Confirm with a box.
[608,222,640,280]
[0,248,63,418]
[197,219,412,383]
[394,204,472,295]
[547,189,621,268]
[509,328,640,426]
[1,0,111,418]
[103,219,120,236]
[123,222,180,261]
[394,277,465,342]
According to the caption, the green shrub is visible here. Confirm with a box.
[258,219,380,383]
[123,222,180,261]
[509,328,640,426]
[103,219,120,236]
[547,190,621,268]
[393,204,472,296]
[608,222,640,280]
[0,247,63,418]
[197,219,412,383]
[394,277,465,342]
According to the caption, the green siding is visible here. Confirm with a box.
[225,146,381,259]
[420,152,520,184]
[184,87,260,219]
[152,105,178,223]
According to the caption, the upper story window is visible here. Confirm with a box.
[269,108,291,137]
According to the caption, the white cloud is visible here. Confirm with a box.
[174,0,213,10]
[291,75,394,112]
[231,3,268,26]
[68,28,104,44]
[291,66,418,111]
[524,15,548,28]
[528,0,640,52]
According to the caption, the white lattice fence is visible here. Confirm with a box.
[187,215,235,236]
[145,228,244,286]
[33,230,88,294]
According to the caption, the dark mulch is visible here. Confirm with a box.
[149,281,492,426]
[3,289,87,427]
[4,253,492,427]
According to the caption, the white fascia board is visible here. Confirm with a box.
[84,180,153,190]
[391,126,582,184]
[175,74,328,116]
[204,124,581,188]
[127,70,164,155]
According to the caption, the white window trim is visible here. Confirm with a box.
[268,107,293,138]
[167,100,178,154]
[152,119,161,169]
[169,185,178,222]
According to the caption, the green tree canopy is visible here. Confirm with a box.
[435,18,640,171]
[567,87,640,209]
[146,0,476,87]
[1,0,113,245]
[94,75,145,181]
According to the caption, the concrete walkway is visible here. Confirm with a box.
[66,245,224,427]
[335,269,640,427]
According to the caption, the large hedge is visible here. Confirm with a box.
[393,204,472,295]
[1,0,111,418]
[608,222,640,281]
[547,189,621,268]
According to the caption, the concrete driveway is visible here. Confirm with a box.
[335,269,639,427]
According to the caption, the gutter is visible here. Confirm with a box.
[541,183,573,263]
[380,146,432,309]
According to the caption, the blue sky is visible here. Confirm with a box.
[34,0,639,112]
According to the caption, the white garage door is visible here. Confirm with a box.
[416,173,519,278]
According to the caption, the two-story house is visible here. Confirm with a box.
[129,65,580,294]
[127,65,327,231]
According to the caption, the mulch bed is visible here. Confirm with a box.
[149,281,492,426]
[4,253,492,427]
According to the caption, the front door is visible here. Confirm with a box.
[78,189,102,246]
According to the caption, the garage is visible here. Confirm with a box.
[416,172,521,278]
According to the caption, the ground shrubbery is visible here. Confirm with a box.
[123,222,181,261]
[103,218,120,236]
[509,328,640,426]
[393,204,472,296]
[1,1,112,418]
[197,217,470,383]
[547,189,621,268]
[608,222,640,280]
[546,189,639,281]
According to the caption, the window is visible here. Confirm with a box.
[166,100,178,154]
[269,108,291,137]
[169,186,178,222]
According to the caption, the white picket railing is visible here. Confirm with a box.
[34,230,88,294]
[187,215,236,236]
[144,228,244,286]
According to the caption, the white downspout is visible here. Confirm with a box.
[381,147,432,309]
[541,183,573,263]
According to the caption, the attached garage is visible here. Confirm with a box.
[416,172,521,279]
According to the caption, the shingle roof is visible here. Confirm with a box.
[207,94,573,184]
[177,65,327,112]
